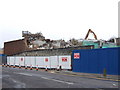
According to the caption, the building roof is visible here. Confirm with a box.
[4,39,25,44]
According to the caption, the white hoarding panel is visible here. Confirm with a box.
[44,56,50,68]
[15,56,25,66]
[20,57,25,66]
[30,56,35,67]
[15,57,20,66]
[35,56,44,68]
[59,55,71,69]
[9,57,15,66]
[25,57,31,67]
[7,57,10,65]
[50,56,58,69]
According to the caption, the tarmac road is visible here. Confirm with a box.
[2,67,119,88]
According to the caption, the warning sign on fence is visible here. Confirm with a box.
[62,57,67,62]
[74,53,80,59]
[45,58,48,62]
[21,58,23,61]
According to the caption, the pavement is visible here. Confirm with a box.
[2,66,120,88]
[54,70,120,82]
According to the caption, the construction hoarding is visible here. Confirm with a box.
[7,55,71,70]
[72,47,120,75]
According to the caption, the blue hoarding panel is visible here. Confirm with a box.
[97,49,108,74]
[72,47,119,75]
[0,54,6,56]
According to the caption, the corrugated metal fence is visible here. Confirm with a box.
[72,47,120,75]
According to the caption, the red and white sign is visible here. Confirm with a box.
[74,53,80,59]
[21,58,23,61]
[45,58,48,62]
[62,57,67,62]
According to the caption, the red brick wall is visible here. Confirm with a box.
[4,39,29,56]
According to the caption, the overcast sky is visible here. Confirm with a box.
[0,0,119,48]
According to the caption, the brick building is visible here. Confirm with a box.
[4,39,30,56]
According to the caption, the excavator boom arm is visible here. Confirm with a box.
[85,29,97,40]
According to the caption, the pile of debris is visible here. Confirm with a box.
[22,30,120,50]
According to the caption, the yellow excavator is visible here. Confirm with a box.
[84,29,97,40]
